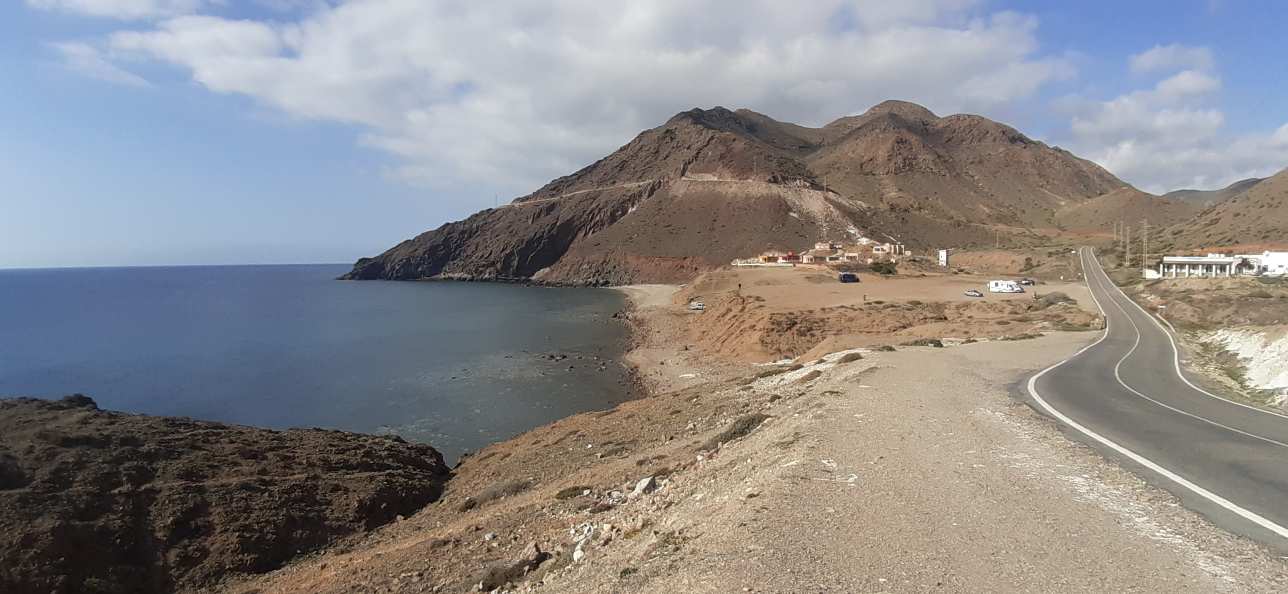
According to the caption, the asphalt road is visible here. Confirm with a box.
[1028,247,1288,549]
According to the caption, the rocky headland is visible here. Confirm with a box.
[341,101,1130,286]
[0,395,451,594]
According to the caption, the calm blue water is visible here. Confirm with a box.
[0,265,634,462]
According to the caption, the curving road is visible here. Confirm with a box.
[1028,247,1288,549]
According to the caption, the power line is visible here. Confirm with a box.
[1141,218,1149,275]
[1124,222,1131,269]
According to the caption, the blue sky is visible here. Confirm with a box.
[3,1,1286,268]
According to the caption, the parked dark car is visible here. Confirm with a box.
[838,272,860,283]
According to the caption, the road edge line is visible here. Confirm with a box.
[1102,263,1288,420]
[1097,267,1288,448]
[1026,249,1288,541]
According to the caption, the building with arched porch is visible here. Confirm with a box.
[1159,254,1239,278]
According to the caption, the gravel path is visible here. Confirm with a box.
[542,334,1288,593]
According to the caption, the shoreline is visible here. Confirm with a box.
[16,269,1288,592]
[236,306,1288,593]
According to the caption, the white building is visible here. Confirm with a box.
[937,249,950,267]
[1265,252,1288,276]
[1235,251,1288,277]
[1159,254,1240,278]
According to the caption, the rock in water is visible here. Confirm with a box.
[0,396,451,594]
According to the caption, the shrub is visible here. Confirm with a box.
[836,352,864,364]
[796,370,823,383]
[555,485,592,500]
[700,414,771,451]
[1036,292,1076,308]
[754,366,793,379]
[870,261,897,275]
[1001,333,1042,341]
[901,338,944,348]
[460,479,533,511]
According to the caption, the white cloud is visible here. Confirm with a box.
[78,0,1071,195]
[1153,69,1221,99]
[51,41,150,87]
[1274,123,1288,148]
[1071,71,1223,146]
[1069,51,1287,193]
[1129,43,1214,74]
[27,0,211,19]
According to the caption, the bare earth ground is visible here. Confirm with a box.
[233,267,1288,593]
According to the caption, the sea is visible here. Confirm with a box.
[0,265,635,463]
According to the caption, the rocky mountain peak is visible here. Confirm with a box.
[862,99,939,121]
[344,101,1132,285]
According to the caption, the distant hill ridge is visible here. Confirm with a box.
[1161,168,1288,250]
[344,100,1155,284]
[1163,178,1263,208]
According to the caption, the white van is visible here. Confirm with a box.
[988,280,1024,294]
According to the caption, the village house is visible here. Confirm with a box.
[758,250,788,263]
[1237,251,1288,276]
[1158,251,1288,278]
[1159,254,1240,278]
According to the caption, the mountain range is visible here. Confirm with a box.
[343,100,1278,284]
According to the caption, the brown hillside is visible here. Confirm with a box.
[1163,177,1263,208]
[344,101,1131,284]
[1161,168,1288,250]
[808,102,1125,228]
[1055,187,1198,232]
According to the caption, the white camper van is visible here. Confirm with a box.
[988,280,1024,294]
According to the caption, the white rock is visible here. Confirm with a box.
[630,476,657,498]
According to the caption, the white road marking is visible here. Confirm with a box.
[1090,262,1288,448]
[1091,257,1288,421]
[1025,248,1288,542]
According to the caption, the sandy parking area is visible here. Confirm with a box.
[683,266,1096,314]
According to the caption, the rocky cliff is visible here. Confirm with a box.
[344,101,1130,285]
[0,395,450,594]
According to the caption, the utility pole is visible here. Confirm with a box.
[1141,219,1149,276]
[1124,222,1131,269]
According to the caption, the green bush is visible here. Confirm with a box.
[870,261,897,275]
[901,338,944,348]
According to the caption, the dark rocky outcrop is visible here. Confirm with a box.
[0,395,450,594]
[344,100,1130,285]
